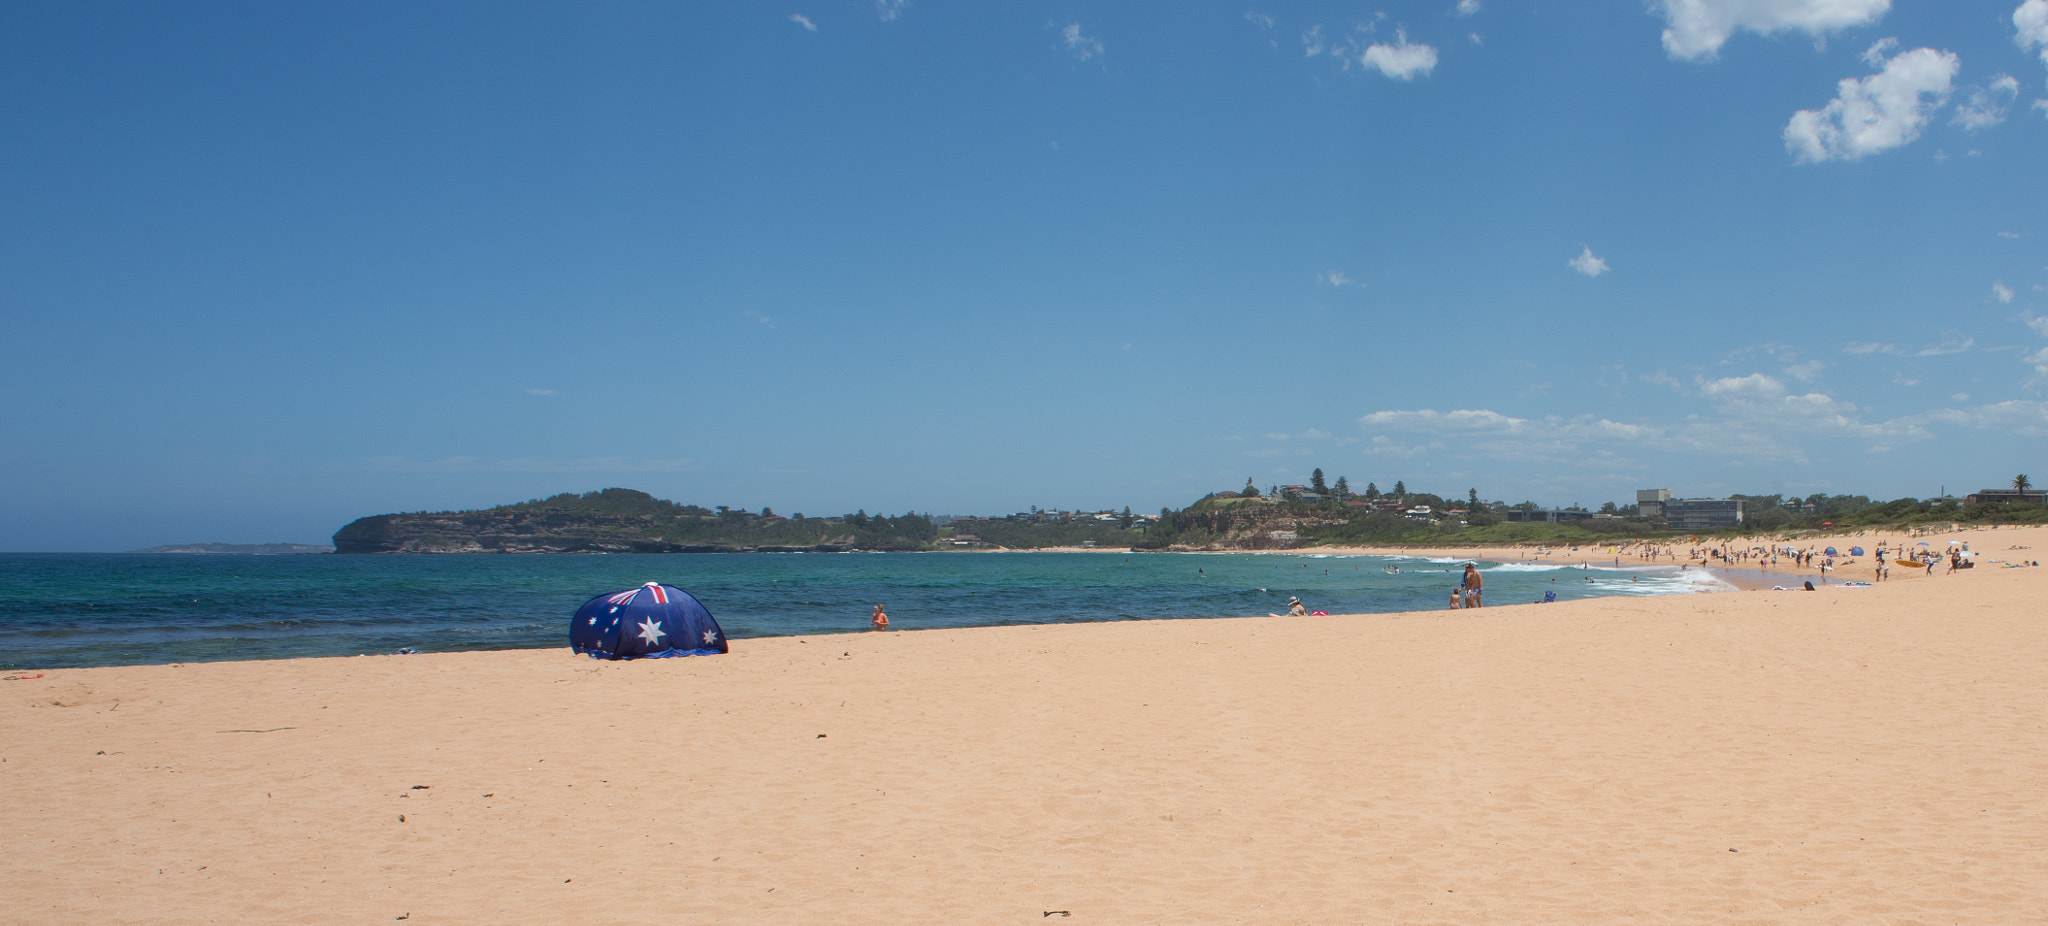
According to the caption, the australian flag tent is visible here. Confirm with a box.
[570,582,729,659]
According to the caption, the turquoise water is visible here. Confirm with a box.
[0,552,1726,669]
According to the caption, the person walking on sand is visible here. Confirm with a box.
[1462,563,1484,609]
[870,604,889,630]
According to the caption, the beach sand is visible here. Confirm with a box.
[4,525,2044,923]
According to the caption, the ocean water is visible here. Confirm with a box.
[0,552,1729,670]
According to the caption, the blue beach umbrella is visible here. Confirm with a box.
[570,582,728,659]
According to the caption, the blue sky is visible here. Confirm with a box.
[4,0,2047,550]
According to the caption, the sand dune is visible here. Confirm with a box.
[4,526,2044,923]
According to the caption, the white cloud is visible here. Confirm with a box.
[1360,31,1438,80]
[1061,23,1104,61]
[1455,0,1482,16]
[1303,428,1332,439]
[1302,25,1326,56]
[1843,341,1900,355]
[2023,313,2048,337]
[1920,399,2048,434]
[788,13,817,31]
[1318,269,1358,287]
[745,310,777,328]
[1265,432,1290,441]
[1246,11,1275,30]
[1999,230,2024,238]
[1915,331,1974,355]
[2028,347,2048,376]
[2018,0,2048,67]
[1654,0,1891,61]
[1784,43,1958,163]
[1360,408,1528,432]
[1568,246,1610,277]
[1698,371,1784,400]
[1993,281,2016,303]
[875,0,909,22]
[1784,360,1825,381]
[525,387,556,397]
[1952,392,1971,401]
[1358,373,1933,464]
[1364,436,1440,458]
[1640,370,1685,391]
[1952,74,2019,130]
[1469,32,1484,45]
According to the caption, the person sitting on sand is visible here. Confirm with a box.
[1287,596,1308,617]
[870,604,889,630]
[1449,586,1464,610]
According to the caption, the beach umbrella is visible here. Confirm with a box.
[570,582,728,660]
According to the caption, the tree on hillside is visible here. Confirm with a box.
[1119,506,1134,529]
[1334,476,1350,497]
[1468,488,1479,510]
[1311,468,1327,494]
[1392,480,1406,497]
[1365,482,1380,499]
[2016,474,2033,494]
[1242,478,1260,497]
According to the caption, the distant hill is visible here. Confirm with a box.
[331,488,940,554]
[130,542,335,554]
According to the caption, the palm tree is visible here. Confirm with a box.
[2016,474,2033,495]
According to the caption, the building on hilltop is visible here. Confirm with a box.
[1662,498,1745,531]
[1965,489,2047,506]
[1635,488,1673,519]
[1635,489,1744,530]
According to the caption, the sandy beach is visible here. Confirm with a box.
[4,526,2044,924]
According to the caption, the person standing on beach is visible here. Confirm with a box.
[870,604,889,630]
[1462,563,1484,608]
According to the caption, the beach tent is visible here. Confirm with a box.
[1824,547,1838,556]
[1850,547,1864,556]
[570,582,728,659]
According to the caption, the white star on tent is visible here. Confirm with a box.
[587,617,597,626]
[701,629,718,645]
[635,618,665,647]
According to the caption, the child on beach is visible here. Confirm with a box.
[1449,587,1463,609]
[870,604,889,630]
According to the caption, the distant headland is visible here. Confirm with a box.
[131,542,336,554]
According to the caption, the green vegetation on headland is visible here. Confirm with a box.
[332,478,2048,554]
[333,489,943,554]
